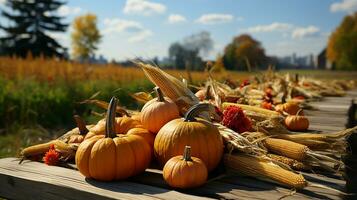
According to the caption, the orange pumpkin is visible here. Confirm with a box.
[284,110,309,131]
[275,102,303,115]
[66,115,92,144]
[76,97,152,181]
[85,115,142,140]
[131,113,142,122]
[154,103,223,171]
[127,127,155,148]
[163,146,208,189]
[141,87,180,133]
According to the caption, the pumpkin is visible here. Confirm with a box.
[275,102,303,116]
[284,110,309,131]
[66,115,91,144]
[154,103,223,171]
[141,87,180,133]
[163,146,208,189]
[127,127,155,148]
[76,97,152,181]
[131,113,142,122]
[85,115,142,140]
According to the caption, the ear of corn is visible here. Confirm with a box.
[263,138,309,161]
[267,154,311,171]
[224,153,308,189]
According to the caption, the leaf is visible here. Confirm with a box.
[130,92,153,104]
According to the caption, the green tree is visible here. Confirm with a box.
[327,12,357,70]
[0,0,68,58]
[71,13,101,61]
[223,34,267,71]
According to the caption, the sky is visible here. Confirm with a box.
[1,0,357,61]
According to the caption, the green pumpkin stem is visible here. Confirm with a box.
[154,87,165,102]
[184,103,213,122]
[183,146,192,161]
[73,115,89,135]
[106,97,117,138]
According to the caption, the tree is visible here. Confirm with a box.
[223,34,267,71]
[168,31,213,70]
[71,13,101,61]
[327,12,357,70]
[0,0,67,58]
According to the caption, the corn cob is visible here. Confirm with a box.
[20,140,77,161]
[222,102,281,117]
[267,153,311,171]
[224,154,308,189]
[263,138,309,161]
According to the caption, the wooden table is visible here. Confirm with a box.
[0,90,356,200]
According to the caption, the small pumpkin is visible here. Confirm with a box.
[76,97,152,181]
[163,146,208,189]
[67,115,89,144]
[131,113,142,122]
[141,87,180,133]
[275,102,303,115]
[127,127,155,148]
[284,109,309,131]
[154,103,223,171]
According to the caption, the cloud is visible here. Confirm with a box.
[103,18,143,34]
[291,26,320,39]
[58,5,82,16]
[128,30,153,42]
[103,18,152,42]
[236,17,244,21]
[195,14,234,25]
[330,0,357,13]
[245,22,293,33]
[168,14,187,24]
[123,0,166,16]
[0,0,6,5]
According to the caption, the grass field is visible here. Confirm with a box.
[1,56,357,158]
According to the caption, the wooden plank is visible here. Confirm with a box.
[0,158,211,200]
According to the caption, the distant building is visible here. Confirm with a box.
[277,53,315,69]
[317,48,333,70]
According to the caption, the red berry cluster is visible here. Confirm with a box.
[222,106,252,133]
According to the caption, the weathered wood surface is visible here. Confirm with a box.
[0,89,356,200]
[0,158,346,200]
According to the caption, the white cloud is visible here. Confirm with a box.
[128,30,153,42]
[0,0,6,5]
[245,22,293,33]
[103,18,152,42]
[47,32,67,41]
[195,14,234,25]
[330,0,357,13]
[168,14,187,24]
[292,26,320,39]
[123,0,166,16]
[103,18,143,34]
[236,17,244,21]
[58,5,82,16]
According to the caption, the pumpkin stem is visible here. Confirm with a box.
[105,97,117,138]
[183,146,192,161]
[184,103,214,122]
[296,109,303,116]
[154,87,165,102]
[73,115,88,135]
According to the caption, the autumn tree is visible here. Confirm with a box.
[327,12,357,70]
[71,13,101,61]
[223,34,267,71]
[0,0,67,58]
[168,31,213,70]
[211,54,225,73]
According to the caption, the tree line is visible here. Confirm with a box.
[0,0,356,70]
